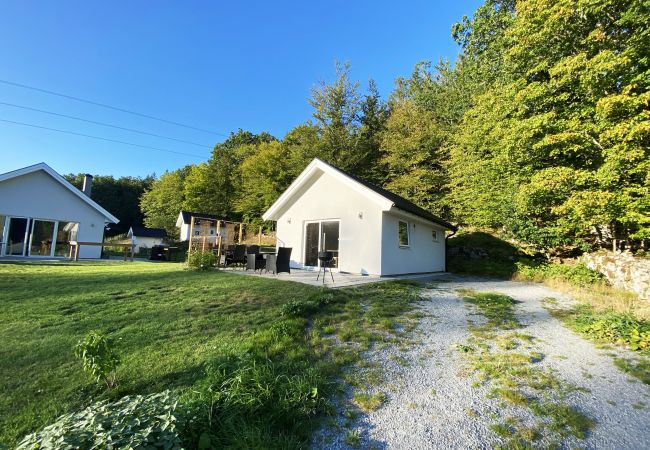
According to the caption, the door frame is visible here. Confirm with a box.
[27,218,58,257]
[4,216,31,257]
[302,219,340,270]
[2,215,73,258]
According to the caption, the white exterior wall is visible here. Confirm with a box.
[274,171,384,275]
[178,222,217,242]
[0,170,107,258]
[380,211,446,275]
[179,223,190,241]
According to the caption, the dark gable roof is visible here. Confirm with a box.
[130,226,167,238]
[179,211,221,224]
[319,159,457,231]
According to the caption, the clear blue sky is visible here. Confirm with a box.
[0,1,482,178]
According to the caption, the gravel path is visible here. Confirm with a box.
[313,276,650,449]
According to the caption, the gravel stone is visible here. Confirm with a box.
[312,275,650,449]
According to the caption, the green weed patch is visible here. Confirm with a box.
[458,290,594,447]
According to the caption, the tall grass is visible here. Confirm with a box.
[447,231,649,319]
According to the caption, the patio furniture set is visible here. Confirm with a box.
[222,244,292,275]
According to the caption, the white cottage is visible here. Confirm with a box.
[127,226,167,252]
[0,162,118,259]
[262,158,457,276]
[175,211,220,242]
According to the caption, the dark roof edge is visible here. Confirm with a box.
[314,158,457,231]
[179,210,222,223]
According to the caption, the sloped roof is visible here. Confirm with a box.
[129,226,167,238]
[263,158,457,231]
[0,162,119,223]
[177,210,221,226]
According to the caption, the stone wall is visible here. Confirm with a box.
[581,251,650,301]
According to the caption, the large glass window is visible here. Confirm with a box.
[6,218,29,256]
[29,220,56,256]
[54,221,78,256]
[304,221,340,268]
[398,221,409,247]
[0,215,5,254]
[321,221,340,268]
[304,222,320,267]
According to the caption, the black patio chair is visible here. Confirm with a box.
[247,245,260,255]
[226,244,247,267]
[265,247,292,275]
[246,253,265,272]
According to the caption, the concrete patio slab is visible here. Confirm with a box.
[223,267,449,288]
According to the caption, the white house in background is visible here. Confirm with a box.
[127,226,167,252]
[0,162,118,259]
[262,158,457,276]
[176,211,220,242]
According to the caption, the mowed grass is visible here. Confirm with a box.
[0,261,425,448]
[0,261,321,446]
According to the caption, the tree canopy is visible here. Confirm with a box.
[138,0,648,252]
[64,173,154,236]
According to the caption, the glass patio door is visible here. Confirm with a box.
[6,218,29,256]
[304,222,320,267]
[304,220,340,268]
[29,220,56,257]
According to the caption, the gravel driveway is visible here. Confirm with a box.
[313,276,650,449]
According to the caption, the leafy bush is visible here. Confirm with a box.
[187,251,217,270]
[516,261,604,286]
[16,391,185,449]
[569,305,650,353]
[280,299,317,318]
[74,331,120,388]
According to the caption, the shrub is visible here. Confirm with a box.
[74,331,120,388]
[187,251,217,270]
[16,391,185,449]
[516,261,604,286]
[569,305,650,353]
[280,299,316,317]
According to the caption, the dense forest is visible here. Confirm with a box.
[64,173,153,236]
[140,0,648,254]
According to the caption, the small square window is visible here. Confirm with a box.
[398,221,409,247]
[432,230,438,242]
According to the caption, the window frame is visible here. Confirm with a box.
[398,220,410,248]
[432,229,439,242]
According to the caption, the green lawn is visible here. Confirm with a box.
[0,261,421,448]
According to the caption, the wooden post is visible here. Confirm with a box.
[258,226,262,245]
[217,236,223,267]
[188,216,195,259]
[202,236,206,252]
[216,220,222,263]
[238,223,243,244]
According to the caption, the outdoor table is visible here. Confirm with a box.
[69,241,135,261]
